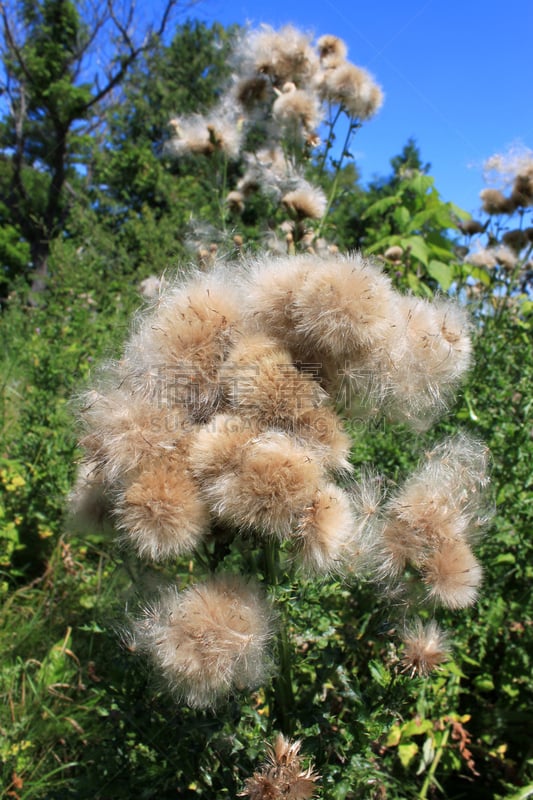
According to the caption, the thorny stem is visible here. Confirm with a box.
[217,153,229,235]
[317,117,361,238]
[318,104,343,176]
[494,244,532,321]
[263,538,296,736]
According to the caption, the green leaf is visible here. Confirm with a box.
[407,272,422,293]
[386,725,402,747]
[38,629,75,688]
[393,205,410,228]
[398,742,419,768]
[404,173,433,195]
[362,195,401,218]
[402,236,429,266]
[406,208,439,232]
[463,264,492,286]
[494,553,516,565]
[401,718,433,738]
[474,674,495,692]
[416,736,436,774]
[332,780,352,799]
[427,259,453,290]
[368,659,389,687]
[449,201,470,221]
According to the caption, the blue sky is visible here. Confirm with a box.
[175,0,532,215]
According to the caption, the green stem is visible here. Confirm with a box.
[419,724,451,800]
[216,153,229,235]
[318,104,343,177]
[494,245,532,321]
[262,538,295,735]
[317,118,360,238]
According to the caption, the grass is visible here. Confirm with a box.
[0,253,531,798]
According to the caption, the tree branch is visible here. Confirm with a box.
[85,0,180,112]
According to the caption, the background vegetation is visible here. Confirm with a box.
[0,4,531,798]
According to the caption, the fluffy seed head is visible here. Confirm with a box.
[167,114,214,156]
[273,84,322,133]
[188,414,259,484]
[400,619,450,677]
[422,540,482,609]
[377,434,490,579]
[244,255,314,349]
[294,484,356,573]
[494,245,518,270]
[167,112,243,159]
[282,184,327,220]
[466,247,498,269]
[222,333,351,473]
[319,62,383,119]
[383,245,404,262]
[125,272,241,419]
[202,431,323,538]
[511,167,533,207]
[79,389,187,483]
[295,405,352,474]
[134,576,274,708]
[479,188,516,215]
[317,34,347,66]
[115,456,209,561]
[293,254,396,359]
[502,228,528,253]
[248,25,319,87]
[379,296,472,428]
[223,334,326,426]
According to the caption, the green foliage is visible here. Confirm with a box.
[0,19,531,800]
[0,0,181,294]
[1,244,531,797]
[94,20,238,212]
[0,233,149,581]
[326,139,466,294]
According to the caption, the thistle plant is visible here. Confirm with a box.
[458,144,533,307]
[72,24,495,796]
[163,25,383,258]
[75,249,490,704]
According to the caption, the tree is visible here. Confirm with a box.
[328,139,465,293]
[0,0,184,297]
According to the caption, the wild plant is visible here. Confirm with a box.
[72,25,495,797]
[457,144,533,310]
[163,25,382,259]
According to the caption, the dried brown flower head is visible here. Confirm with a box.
[240,734,319,799]
[400,619,450,677]
[235,75,270,108]
[457,218,486,236]
[227,189,245,214]
[317,34,347,66]
[479,188,516,215]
